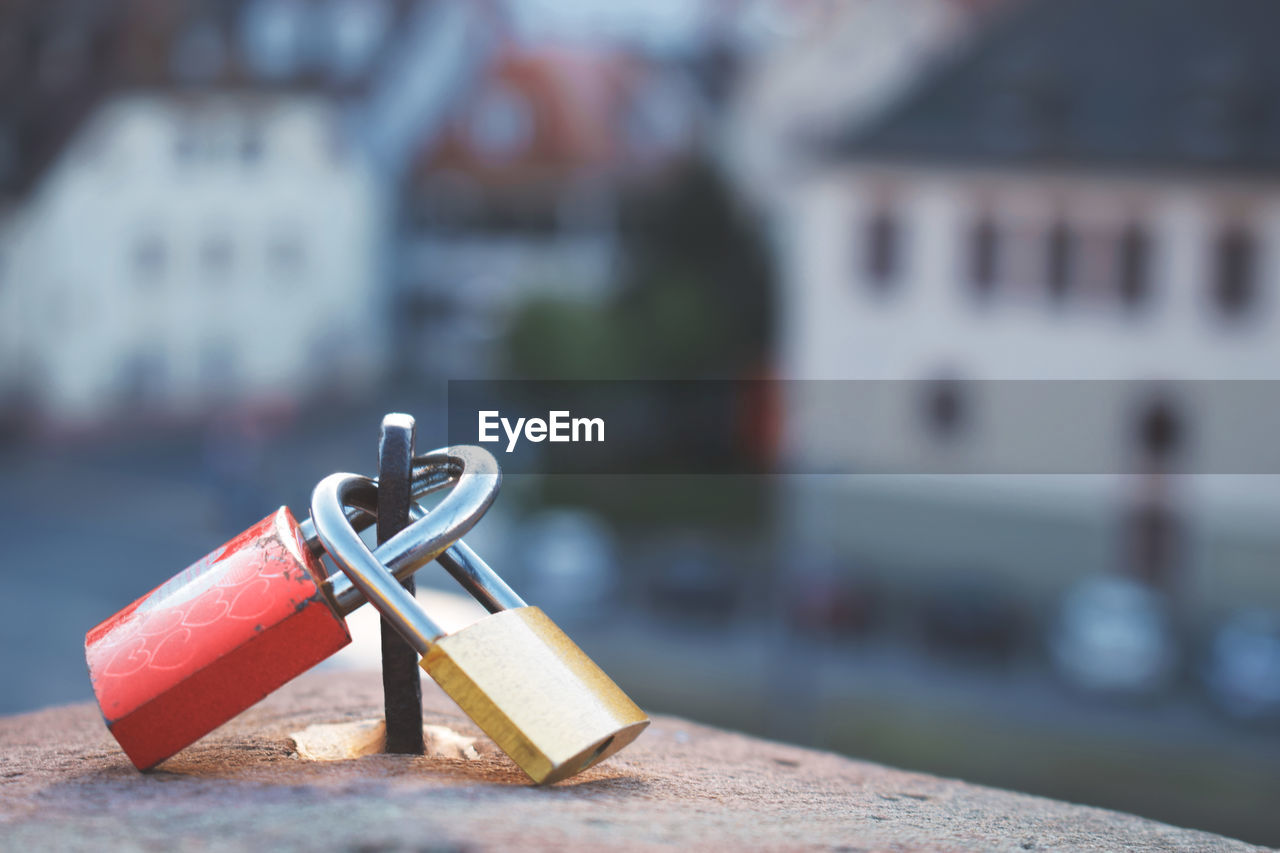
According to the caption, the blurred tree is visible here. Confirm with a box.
[503,297,629,379]
[504,157,773,379]
[501,157,775,531]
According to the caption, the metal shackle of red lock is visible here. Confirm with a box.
[84,445,502,771]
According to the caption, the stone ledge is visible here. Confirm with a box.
[0,671,1264,852]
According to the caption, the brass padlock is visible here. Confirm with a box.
[311,470,649,784]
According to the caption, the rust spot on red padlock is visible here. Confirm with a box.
[85,508,351,770]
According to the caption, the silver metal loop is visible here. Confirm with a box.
[434,538,525,615]
[307,446,499,614]
[320,478,525,616]
[312,446,518,646]
[377,446,501,581]
[297,460,457,557]
[313,473,440,649]
[302,447,523,616]
[318,446,501,618]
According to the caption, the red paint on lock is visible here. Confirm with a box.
[85,507,351,770]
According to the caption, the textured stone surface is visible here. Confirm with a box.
[0,671,1266,852]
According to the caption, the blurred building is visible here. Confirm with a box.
[0,93,379,424]
[739,0,1280,621]
[0,0,490,427]
[725,0,1004,208]
[397,46,703,378]
[0,0,739,414]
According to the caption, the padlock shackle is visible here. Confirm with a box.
[311,446,517,648]
[435,538,525,614]
[323,479,524,616]
[297,458,455,556]
[300,445,520,616]
[375,446,500,581]
[313,473,445,649]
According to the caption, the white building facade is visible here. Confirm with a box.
[782,168,1280,384]
[776,166,1280,615]
[758,0,1280,616]
[0,93,382,425]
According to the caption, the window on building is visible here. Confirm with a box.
[240,0,304,80]
[268,232,305,279]
[325,0,390,81]
[922,377,966,442]
[175,130,200,162]
[1117,223,1150,310]
[201,342,236,396]
[46,290,65,328]
[133,233,167,281]
[864,208,899,290]
[120,348,167,406]
[468,85,535,164]
[1046,220,1074,301]
[201,235,234,277]
[969,216,999,298]
[1213,226,1254,318]
[241,124,264,164]
[1125,398,1185,587]
[1136,396,1182,463]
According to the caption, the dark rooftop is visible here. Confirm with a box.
[0,0,407,200]
[832,0,1280,174]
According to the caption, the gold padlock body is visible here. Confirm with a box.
[421,606,649,784]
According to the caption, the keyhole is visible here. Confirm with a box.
[577,735,615,774]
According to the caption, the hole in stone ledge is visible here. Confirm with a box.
[289,720,482,762]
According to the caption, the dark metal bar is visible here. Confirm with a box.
[377,413,424,755]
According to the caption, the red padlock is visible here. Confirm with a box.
[84,446,500,770]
